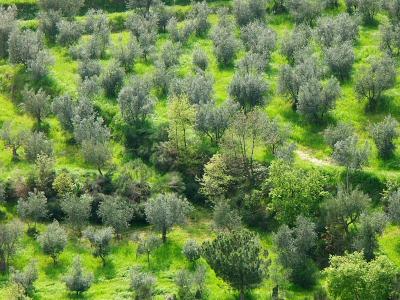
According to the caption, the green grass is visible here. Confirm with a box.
[0,0,400,298]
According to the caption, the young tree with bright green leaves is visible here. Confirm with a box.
[144,193,192,243]
[267,160,329,225]
[97,196,134,237]
[37,220,67,264]
[0,220,24,273]
[61,194,93,234]
[135,234,161,266]
[202,229,269,300]
[167,95,196,152]
[63,256,93,295]
[17,189,48,230]
[83,226,114,266]
[325,252,399,300]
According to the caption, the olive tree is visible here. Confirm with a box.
[192,48,209,71]
[17,189,48,230]
[369,115,399,158]
[297,77,341,123]
[324,122,355,148]
[284,0,322,24]
[183,239,201,264]
[387,189,400,224]
[212,200,242,231]
[281,24,312,64]
[83,226,114,266]
[78,59,102,80]
[8,28,43,66]
[358,0,382,24]
[325,42,355,81]
[21,87,51,127]
[275,216,317,287]
[37,220,67,264]
[144,193,192,243]
[135,234,161,266]
[24,131,53,162]
[195,100,239,145]
[52,95,74,131]
[170,72,214,105]
[61,194,93,233]
[233,0,267,26]
[0,121,28,161]
[384,0,400,22]
[56,20,82,46]
[10,260,38,295]
[0,5,17,58]
[380,23,400,57]
[28,50,54,81]
[229,71,268,112]
[130,268,156,300]
[202,229,269,300]
[241,21,276,63]
[118,76,155,125]
[355,211,387,261]
[315,13,359,48]
[113,36,142,72]
[63,256,93,295]
[332,135,370,187]
[0,220,24,272]
[97,195,134,236]
[355,56,396,111]
[212,12,239,67]
[126,13,158,60]
[189,1,211,36]
[166,17,194,45]
[279,55,322,106]
[101,62,125,98]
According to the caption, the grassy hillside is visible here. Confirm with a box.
[0,0,400,299]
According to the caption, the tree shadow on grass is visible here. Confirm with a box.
[94,259,117,280]
[44,259,68,279]
[150,240,183,272]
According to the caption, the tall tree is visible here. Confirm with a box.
[144,193,192,243]
[37,220,67,264]
[17,189,48,230]
[202,229,269,300]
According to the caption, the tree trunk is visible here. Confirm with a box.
[162,227,167,243]
[12,146,19,161]
[240,289,245,300]
[98,167,103,176]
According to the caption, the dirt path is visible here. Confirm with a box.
[295,149,334,167]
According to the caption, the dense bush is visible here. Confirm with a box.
[101,62,125,98]
[0,5,17,59]
[355,56,396,110]
[369,115,399,158]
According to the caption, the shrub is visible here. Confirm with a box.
[369,115,399,158]
[11,260,38,295]
[101,62,125,98]
[56,20,83,46]
[192,48,208,71]
[24,131,53,162]
[182,239,201,263]
[28,50,54,80]
[233,0,267,26]
[130,268,156,300]
[63,256,93,295]
[0,5,17,59]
